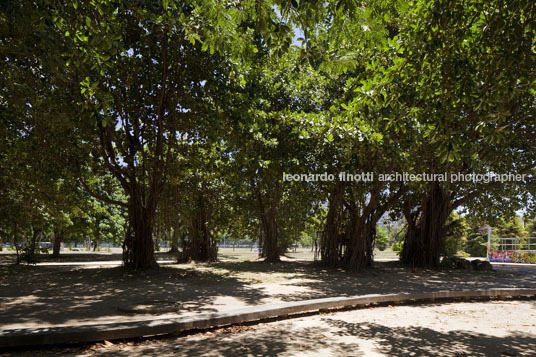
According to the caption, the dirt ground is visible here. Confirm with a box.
[0,249,534,332]
[3,300,535,356]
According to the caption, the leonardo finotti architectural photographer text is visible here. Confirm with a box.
[282,172,527,183]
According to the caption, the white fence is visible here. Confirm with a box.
[488,237,536,264]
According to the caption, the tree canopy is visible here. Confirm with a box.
[2,0,535,269]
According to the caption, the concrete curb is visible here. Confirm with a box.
[1,288,535,348]
[490,262,536,267]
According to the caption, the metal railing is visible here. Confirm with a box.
[488,237,536,264]
[490,237,536,251]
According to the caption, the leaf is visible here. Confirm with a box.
[371,132,383,142]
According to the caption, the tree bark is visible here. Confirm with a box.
[320,182,345,267]
[169,227,179,254]
[52,229,61,257]
[253,180,281,262]
[320,182,405,271]
[122,193,157,269]
[13,222,20,263]
[179,196,217,262]
[261,208,280,262]
[320,182,380,271]
[344,214,379,272]
[401,183,451,268]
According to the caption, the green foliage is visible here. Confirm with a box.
[464,227,488,257]
[17,244,47,265]
[494,216,526,238]
[375,226,389,251]
[457,251,470,258]
[443,213,469,256]
[392,241,403,254]
[2,0,535,270]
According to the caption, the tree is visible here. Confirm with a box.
[224,49,327,262]
[3,0,535,273]
[46,0,247,268]
[373,0,536,267]
[494,216,526,238]
[464,226,488,257]
[294,0,411,271]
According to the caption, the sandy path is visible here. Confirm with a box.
[1,261,535,331]
[3,300,535,356]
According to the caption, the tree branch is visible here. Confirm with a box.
[78,174,128,208]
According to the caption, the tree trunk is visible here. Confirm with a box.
[261,209,280,262]
[179,197,217,262]
[320,182,381,271]
[344,214,378,272]
[320,181,397,271]
[13,222,20,264]
[169,228,179,254]
[92,217,101,252]
[401,183,451,268]
[30,228,40,253]
[254,180,281,263]
[320,182,345,267]
[154,225,161,251]
[52,229,61,257]
[123,195,157,269]
[180,217,217,262]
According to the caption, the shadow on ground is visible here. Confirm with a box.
[325,319,536,356]
[211,260,536,301]
[1,258,535,330]
[12,313,535,357]
[0,264,269,328]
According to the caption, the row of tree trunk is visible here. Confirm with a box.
[37,181,455,271]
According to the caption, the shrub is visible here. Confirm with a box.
[392,241,403,255]
[456,250,469,258]
[443,213,469,256]
[464,229,488,257]
[375,227,389,251]
[17,243,47,264]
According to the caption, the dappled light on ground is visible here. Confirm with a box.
[5,301,534,356]
[1,250,534,332]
